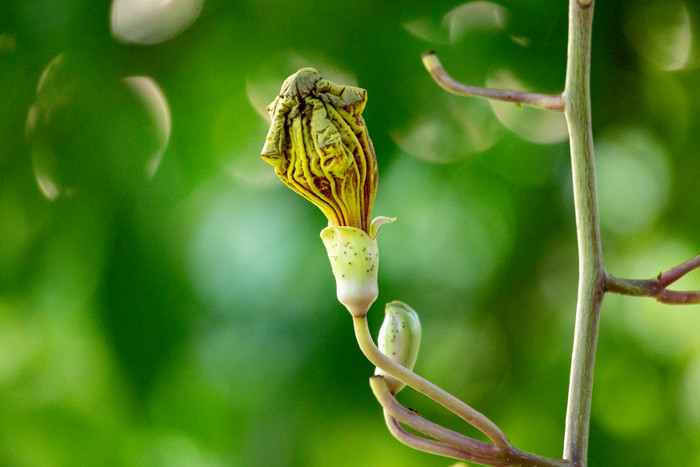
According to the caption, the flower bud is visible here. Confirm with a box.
[375,301,422,394]
[261,67,377,232]
[261,68,394,316]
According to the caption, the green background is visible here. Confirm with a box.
[2,0,700,465]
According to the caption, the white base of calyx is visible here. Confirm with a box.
[320,217,394,317]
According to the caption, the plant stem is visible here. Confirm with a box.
[561,1,605,466]
[371,375,571,467]
[421,52,564,111]
[352,316,510,447]
[382,411,501,466]
[658,254,700,286]
[605,253,700,304]
[605,274,700,304]
[370,375,500,456]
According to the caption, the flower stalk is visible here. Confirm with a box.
[259,1,700,464]
[353,315,510,448]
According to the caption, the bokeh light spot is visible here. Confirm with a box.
[122,76,172,178]
[403,1,508,44]
[595,128,671,236]
[402,18,450,44]
[0,301,39,383]
[246,78,284,121]
[138,434,225,467]
[487,70,568,144]
[379,156,514,292]
[443,1,509,43]
[185,180,325,316]
[390,99,499,163]
[26,55,172,199]
[110,0,204,45]
[681,356,700,429]
[593,351,664,436]
[625,0,693,70]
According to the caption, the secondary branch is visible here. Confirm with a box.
[605,254,700,305]
[421,51,564,111]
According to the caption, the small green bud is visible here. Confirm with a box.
[375,301,422,394]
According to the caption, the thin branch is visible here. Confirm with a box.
[371,376,572,467]
[421,51,565,111]
[352,316,510,448]
[383,412,504,466]
[659,254,700,287]
[654,289,700,304]
[605,255,700,305]
[370,376,499,457]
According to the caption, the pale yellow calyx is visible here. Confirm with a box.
[320,216,394,316]
[321,225,380,317]
[375,301,422,394]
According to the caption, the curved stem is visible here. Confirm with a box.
[372,376,571,467]
[421,52,564,111]
[370,376,500,456]
[562,1,605,466]
[383,412,502,466]
[353,316,510,448]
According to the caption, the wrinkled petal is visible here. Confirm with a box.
[261,68,377,232]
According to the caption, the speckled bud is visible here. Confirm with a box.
[375,301,422,394]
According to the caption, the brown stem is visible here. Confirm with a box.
[370,376,499,456]
[421,51,564,111]
[383,412,502,466]
[371,376,572,467]
[353,316,510,447]
[605,254,700,305]
[659,254,700,287]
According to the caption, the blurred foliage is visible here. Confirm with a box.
[1,0,700,466]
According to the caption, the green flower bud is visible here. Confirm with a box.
[261,67,378,232]
[321,216,394,316]
[261,68,394,315]
[375,301,422,394]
